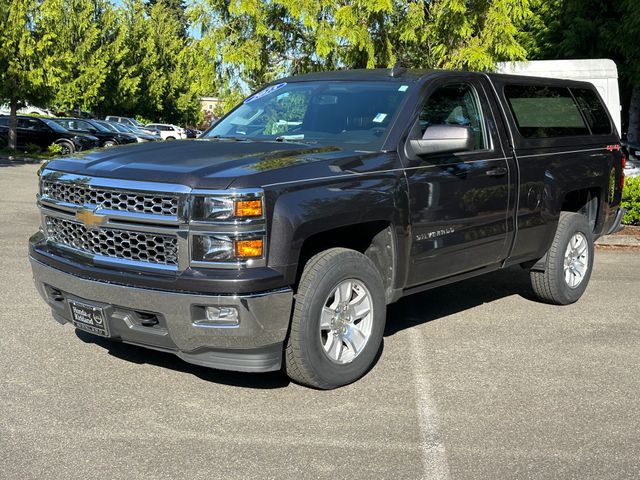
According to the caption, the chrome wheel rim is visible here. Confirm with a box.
[319,279,373,364]
[564,232,589,288]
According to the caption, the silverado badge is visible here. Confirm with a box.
[75,209,105,228]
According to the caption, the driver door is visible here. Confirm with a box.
[404,78,512,287]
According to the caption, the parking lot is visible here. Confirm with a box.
[1,163,639,480]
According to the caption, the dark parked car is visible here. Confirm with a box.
[183,128,201,139]
[0,115,99,154]
[52,118,136,148]
[93,120,138,144]
[108,122,161,142]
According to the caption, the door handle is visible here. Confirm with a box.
[485,167,508,177]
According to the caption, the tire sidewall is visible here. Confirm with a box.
[551,214,594,304]
[56,141,74,155]
[295,252,386,387]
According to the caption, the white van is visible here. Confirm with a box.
[496,59,622,135]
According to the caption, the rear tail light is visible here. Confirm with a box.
[621,150,627,190]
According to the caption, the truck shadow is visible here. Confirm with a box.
[75,265,535,389]
[74,330,291,389]
[384,265,536,337]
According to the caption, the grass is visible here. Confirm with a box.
[0,147,56,160]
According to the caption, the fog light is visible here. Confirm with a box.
[203,306,239,326]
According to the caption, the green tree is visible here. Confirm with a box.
[40,0,123,113]
[0,0,52,150]
[192,0,535,109]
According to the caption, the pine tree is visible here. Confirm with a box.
[0,0,52,150]
[40,0,123,113]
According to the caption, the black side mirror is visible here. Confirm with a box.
[408,124,474,157]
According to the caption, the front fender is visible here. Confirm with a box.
[266,173,409,285]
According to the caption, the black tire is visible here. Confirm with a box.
[56,140,75,155]
[166,136,175,141]
[530,212,595,305]
[285,248,386,389]
[102,139,117,147]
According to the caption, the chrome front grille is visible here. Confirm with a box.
[42,180,178,216]
[45,216,179,266]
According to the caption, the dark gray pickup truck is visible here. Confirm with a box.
[30,68,626,389]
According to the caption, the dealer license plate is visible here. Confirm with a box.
[69,300,110,337]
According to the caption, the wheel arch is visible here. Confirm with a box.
[267,179,409,304]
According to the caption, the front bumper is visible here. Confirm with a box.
[30,257,293,372]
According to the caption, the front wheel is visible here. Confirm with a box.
[285,248,386,389]
[102,139,117,147]
[55,140,75,155]
[530,212,595,305]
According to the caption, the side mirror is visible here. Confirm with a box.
[408,124,474,157]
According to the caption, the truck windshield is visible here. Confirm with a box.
[203,81,411,149]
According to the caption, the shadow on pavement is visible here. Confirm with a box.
[75,329,291,390]
[74,265,534,388]
[385,265,536,337]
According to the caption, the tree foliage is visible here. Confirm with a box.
[1,0,538,149]
[192,0,534,96]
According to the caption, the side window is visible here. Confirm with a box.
[18,118,44,130]
[0,117,8,126]
[504,85,589,138]
[419,83,487,150]
[571,88,612,135]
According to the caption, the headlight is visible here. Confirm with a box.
[192,234,264,263]
[191,192,264,222]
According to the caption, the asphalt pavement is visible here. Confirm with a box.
[1,163,639,479]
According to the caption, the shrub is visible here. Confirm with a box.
[47,143,63,156]
[25,143,42,155]
[622,176,640,225]
[135,115,153,126]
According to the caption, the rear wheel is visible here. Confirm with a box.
[166,136,175,141]
[530,212,594,305]
[102,139,117,147]
[285,248,386,389]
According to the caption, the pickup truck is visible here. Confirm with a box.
[29,68,626,389]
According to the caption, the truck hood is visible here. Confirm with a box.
[45,139,359,189]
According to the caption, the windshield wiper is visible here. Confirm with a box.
[274,135,317,145]
[208,135,252,141]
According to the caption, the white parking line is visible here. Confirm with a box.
[408,328,452,480]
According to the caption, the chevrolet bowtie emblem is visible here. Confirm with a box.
[75,209,105,228]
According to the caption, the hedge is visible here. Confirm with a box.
[622,176,640,225]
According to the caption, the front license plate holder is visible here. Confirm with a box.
[69,300,110,337]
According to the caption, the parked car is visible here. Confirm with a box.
[93,120,138,144]
[104,116,159,136]
[0,115,98,154]
[107,122,161,142]
[183,128,201,139]
[52,118,136,148]
[0,103,56,117]
[29,68,625,389]
[146,123,186,140]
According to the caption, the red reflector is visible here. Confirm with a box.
[621,151,627,190]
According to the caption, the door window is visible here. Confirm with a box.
[18,118,47,130]
[419,83,487,150]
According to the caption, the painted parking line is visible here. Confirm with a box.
[408,328,452,480]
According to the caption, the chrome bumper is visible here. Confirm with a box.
[30,257,293,372]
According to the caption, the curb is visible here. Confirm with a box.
[0,155,44,165]
[596,234,640,248]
